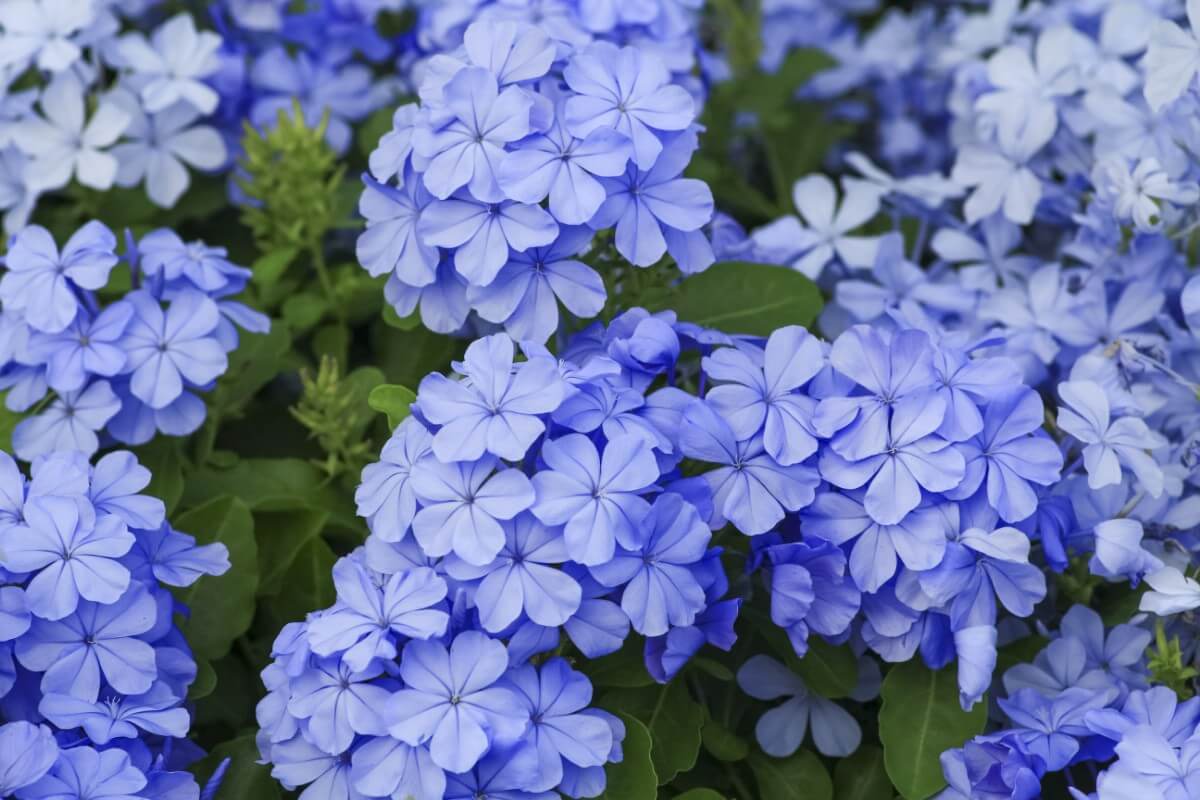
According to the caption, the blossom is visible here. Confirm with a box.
[0,496,133,620]
[503,658,613,790]
[16,586,158,702]
[409,454,535,565]
[288,659,392,755]
[11,380,121,460]
[0,222,118,334]
[419,192,558,287]
[466,226,607,343]
[999,687,1118,771]
[588,493,710,636]
[416,334,564,462]
[119,290,227,410]
[356,174,438,289]
[414,66,534,202]
[1144,0,1200,111]
[111,13,222,113]
[354,418,433,543]
[737,655,862,758]
[563,41,694,169]
[15,747,146,800]
[39,682,189,745]
[108,90,227,208]
[11,72,129,192]
[703,325,823,465]
[760,174,881,278]
[385,631,528,773]
[1057,380,1167,497]
[530,433,659,565]
[0,0,94,73]
[447,513,581,632]
[0,722,57,796]
[591,129,714,272]
[306,559,449,671]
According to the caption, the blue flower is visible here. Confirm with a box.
[417,334,564,462]
[703,325,824,465]
[0,222,118,334]
[307,558,448,670]
[16,585,158,702]
[999,687,1118,771]
[0,721,57,796]
[39,681,189,745]
[819,392,965,526]
[467,226,607,343]
[354,418,433,543]
[446,513,580,632]
[15,746,146,800]
[409,454,535,566]
[350,736,444,800]
[356,173,439,289]
[111,13,222,113]
[588,493,710,636]
[87,451,166,531]
[498,111,632,225]
[288,658,392,755]
[802,489,947,593]
[531,433,659,566]
[1057,380,1167,498]
[563,42,694,170]
[385,631,528,773]
[414,66,534,202]
[681,399,819,535]
[135,230,247,294]
[504,658,614,790]
[1,497,133,620]
[11,380,121,460]
[419,192,558,287]
[919,526,1047,632]
[591,129,714,272]
[762,539,861,657]
[119,290,227,410]
[737,655,862,758]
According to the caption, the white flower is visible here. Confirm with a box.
[110,13,222,114]
[108,89,227,208]
[10,71,129,192]
[0,0,97,73]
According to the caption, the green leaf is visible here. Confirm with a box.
[382,303,422,330]
[281,291,329,333]
[133,438,184,514]
[794,638,858,699]
[192,734,280,800]
[599,714,656,800]
[255,508,330,597]
[175,497,257,661]
[189,658,217,700]
[747,750,832,800]
[834,745,894,800]
[674,790,726,800]
[690,656,734,682]
[251,247,299,288]
[601,681,704,784]
[211,323,292,415]
[648,262,823,335]
[262,535,337,628]
[585,638,656,688]
[367,383,416,429]
[879,660,988,800]
[182,457,358,533]
[0,400,20,453]
[701,713,749,762]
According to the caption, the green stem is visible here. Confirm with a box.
[760,135,792,216]
[310,243,345,327]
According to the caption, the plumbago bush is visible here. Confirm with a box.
[2,0,1200,799]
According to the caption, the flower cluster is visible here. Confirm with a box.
[705,0,1200,792]
[0,448,229,799]
[0,220,268,459]
[357,17,715,339]
[0,3,231,222]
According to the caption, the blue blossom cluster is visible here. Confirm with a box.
[206,0,402,157]
[936,605,1199,800]
[0,447,230,800]
[705,0,1200,792]
[255,314,760,798]
[357,17,715,338]
[0,220,268,459]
